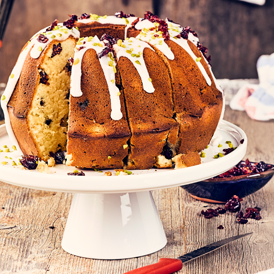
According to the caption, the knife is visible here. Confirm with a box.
[124,232,252,274]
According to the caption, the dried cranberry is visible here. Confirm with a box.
[240,139,244,144]
[131,17,140,27]
[77,46,85,51]
[237,218,248,224]
[97,34,117,58]
[63,14,77,29]
[50,151,65,164]
[37,34,48,43]
[39,69,49,85]
[20,155,38,170]
[225,195,241,212]
[80,13,90,20]
[115,11,135,18]
[46,19,58,31]
[223,147,235,155]
[67,171,85,176]
[161,143,173,159]
[244,208,262,220]
[216,207,226,214]
[143,11,170,40]
[201,208,220,219]
[51,43,62,58]
[217,225,224,229]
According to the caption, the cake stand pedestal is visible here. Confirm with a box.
[0,120,247,259]
[62,191,166,259]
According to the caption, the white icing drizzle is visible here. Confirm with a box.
[114,38,155,93]
[135,19,155,30]
[70,36,123,120]
[170,36,212,86]
[1,24,80,154]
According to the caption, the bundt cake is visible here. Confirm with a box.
[1,11,224,170]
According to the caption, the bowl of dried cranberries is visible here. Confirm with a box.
[181,159,274,203]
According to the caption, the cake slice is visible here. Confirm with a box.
[66,36,131,169]
[114,37,179,169]
[5,23,79,161]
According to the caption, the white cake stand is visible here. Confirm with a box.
[0,120,247,259]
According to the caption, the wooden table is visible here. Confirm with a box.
[0,106,274,274]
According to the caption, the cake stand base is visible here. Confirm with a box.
[61,191,167,259]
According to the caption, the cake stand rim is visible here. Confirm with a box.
[0,120,247,194]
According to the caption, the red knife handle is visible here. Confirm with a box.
[124,258,183,274]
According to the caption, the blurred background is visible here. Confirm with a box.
[0,0,274,84]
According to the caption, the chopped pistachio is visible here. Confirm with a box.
[10,74,14,79]
[93,42,98,46]
[117,39,122,47]
[51,35,56,39]
[214,154,219,159]
[1,95,6,101]
[206,145,209,149]
[108,52,114,60]
[218,144,222,147]
[218,153,224,157]
[115,171,120,176]
[148,78,152,82]
[12,161,17,166]
[98,43,103,47]
[121,44,126,48]
[4,148,9,153]
[159,40,163,45]
[3,145,7,148]
[196,57,202,62]
[117,91,121,96]
[5,156,8,159]
[57,33,62,37]
[125,18,129,24]
[228,143,233,148]
[87,36,93,42]
[123,144,128,149]
[0,149,3,152]
[1,161,7,165]
[77,41,83,45]
[135,60,141,65]
[73,58,80,65]
[126,50,132,54]
[73,169,79,173]
[200,151,206,158]
[111,79,115,84]
[103,15,107,19]
[113,66,117,73]
[38,46,43,52]
[12,145,17,151]
[79,37,84,41]
[108,60,114,67]
[108,156,112,159]
[124,170,132,175]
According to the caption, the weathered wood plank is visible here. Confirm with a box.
[0,107,274,273]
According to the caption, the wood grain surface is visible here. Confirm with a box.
[0,106,274,273]
[1,0,274,83]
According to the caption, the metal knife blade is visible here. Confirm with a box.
[179,232,253,263]
[124,232,253,274]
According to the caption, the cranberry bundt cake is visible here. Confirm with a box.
[1,11,224,170]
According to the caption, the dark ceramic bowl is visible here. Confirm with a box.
[181,162,274,203]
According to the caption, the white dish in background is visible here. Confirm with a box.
[239,0,265,5]
[0,120,247,259]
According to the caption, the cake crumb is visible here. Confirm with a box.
[155,155,172,168]
[104,171,112,176]
[47,157,55,167]
[36,160,51,174]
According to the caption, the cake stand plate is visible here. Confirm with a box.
[0,120,247,259]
